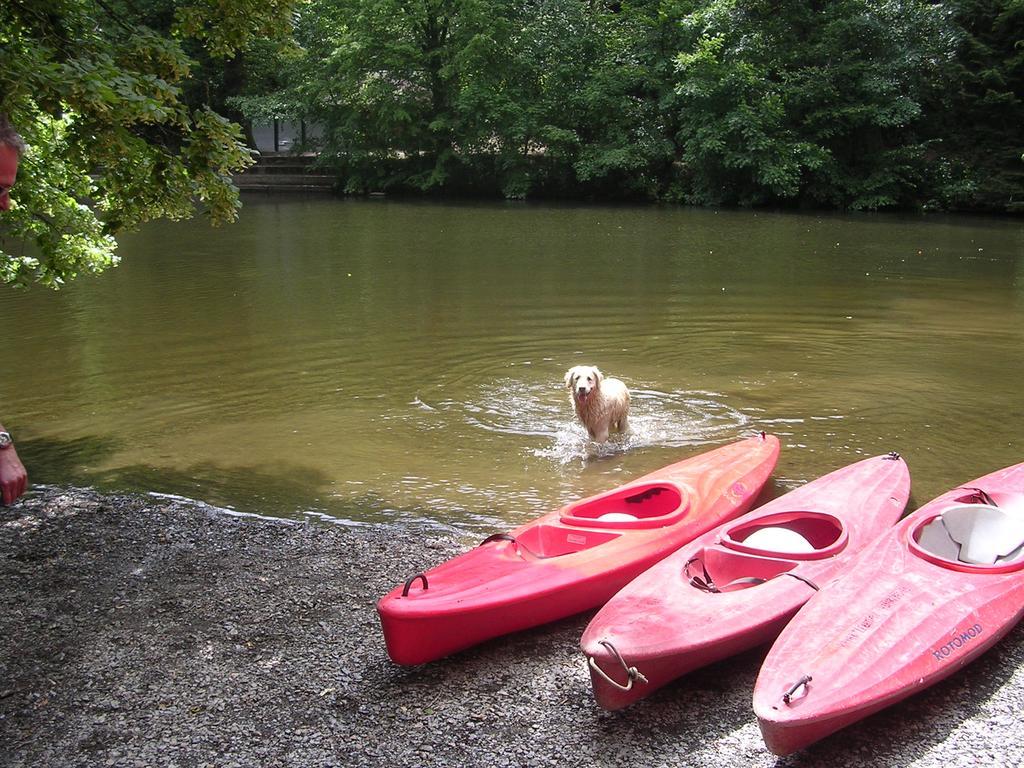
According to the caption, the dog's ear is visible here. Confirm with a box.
[564,368,576,389]
[592,367,603,386]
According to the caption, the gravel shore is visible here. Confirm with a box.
[2,486,1023,768]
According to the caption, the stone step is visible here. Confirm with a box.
[234,152,335,191]
[233,174,336,191]
[255,153,320,166]
[245,165,332,176]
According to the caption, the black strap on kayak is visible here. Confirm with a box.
[685,557,767,593]
[782,573,820,591]
[782,675,813,704]
[587,640,649,692]
[401,573,428,597]
[478,533,547,559]
[685,556,717,591]
[685,557,819,593]
[884,451,901,461]
[960,487,998,507]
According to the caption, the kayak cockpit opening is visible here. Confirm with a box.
[911,501,1024,572]
[720,511,848,560]
[560,482,690,529]
[685,547,802,592]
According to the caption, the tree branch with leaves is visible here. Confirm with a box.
[0,0,299,288]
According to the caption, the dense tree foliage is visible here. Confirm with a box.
[935,0,1024,211]
[0,0,297,287]
[241,0,1021,211]
[1,0,1020,288]
[672,0,957,208]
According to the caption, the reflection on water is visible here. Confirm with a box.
[2,198,1023,532]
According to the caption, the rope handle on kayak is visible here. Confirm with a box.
[478,533,547,559]
[588,640,648,692]
[782,675,812,704]
[401,573,428,597]
[884,451,901,461]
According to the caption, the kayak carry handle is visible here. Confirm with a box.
[588,640,648,692]
[401,573,428,597]
[782,675,812,704]
[884,452,901,461]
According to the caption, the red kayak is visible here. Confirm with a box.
[754,460,1024,755]
[582,453,910,710]
[378,433,780,665]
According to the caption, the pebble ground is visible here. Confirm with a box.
[2,487,1023,767]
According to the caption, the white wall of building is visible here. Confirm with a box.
[251,120,324,154]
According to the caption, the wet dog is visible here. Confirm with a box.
[564,365,630,443]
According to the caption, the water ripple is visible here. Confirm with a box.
[392,377,750,465]
[535,387,752,464]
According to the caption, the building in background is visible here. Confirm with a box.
[251,120,324,154]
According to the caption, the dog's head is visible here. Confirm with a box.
[565,365,603,405]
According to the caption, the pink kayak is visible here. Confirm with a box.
[754,460,1024,755]
[582,453,910,710]
[378,433,780,665]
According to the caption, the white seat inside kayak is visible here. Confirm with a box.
[918,503,1024,565]
[917,518,962,561]
[597,512,639,523]
[741,526,815,554]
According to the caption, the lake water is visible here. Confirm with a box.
[2,197,1022,533]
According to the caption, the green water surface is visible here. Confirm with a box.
[3,197,1022,531]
